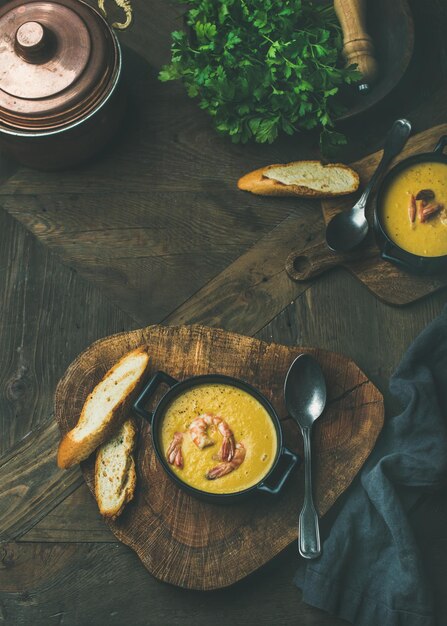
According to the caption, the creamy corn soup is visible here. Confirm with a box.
[381,161,447,257]
[160,383,278,494]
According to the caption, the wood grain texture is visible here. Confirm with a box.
[0,210,135,457]
[164,209,321,333]
[287,124,447,304]
[0,542,349,626]
[54,324,383,590]
[19,484,115,543]
[258,267,447,415]
[0,54,320,325]
[0,421,82,543]
[0,208,138,543]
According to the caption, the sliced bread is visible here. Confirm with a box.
[95,419,137,518]
[237,161,359,198]
[57,346,149,469]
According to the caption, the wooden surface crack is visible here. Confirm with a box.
[327,380,370,405]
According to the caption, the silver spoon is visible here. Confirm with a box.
[285,354,327,559]
[325,118,412,252]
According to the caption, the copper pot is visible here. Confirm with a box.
[0,0,125,170]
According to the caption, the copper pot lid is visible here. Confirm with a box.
[0,0,120,132]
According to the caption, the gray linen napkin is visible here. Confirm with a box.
[294,305,447,626]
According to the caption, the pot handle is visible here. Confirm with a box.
[434,135,447,154]
[133,370,178,423]
[256,447,300,495]
[381,242,424,274]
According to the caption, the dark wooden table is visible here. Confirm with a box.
[1,1,447,624]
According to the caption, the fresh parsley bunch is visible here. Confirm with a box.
[159,0,360,152]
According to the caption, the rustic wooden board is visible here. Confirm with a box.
[54,324,384,590]
[287,124,447,305]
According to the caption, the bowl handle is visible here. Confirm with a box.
[256,447,300,495]
[381,242,425,274]
[434,135,447,154]
[133,371,177,423]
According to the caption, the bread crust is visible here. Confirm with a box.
[57,346,149,469]
[95,419,137,519]
[237,161,360,198]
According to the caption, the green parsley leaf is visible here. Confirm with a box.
[159,0,361,153]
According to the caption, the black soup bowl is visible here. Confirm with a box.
[374,135,447,274]
[133,371,300,504]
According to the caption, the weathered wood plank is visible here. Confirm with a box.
[21,484,114,543]
[164,209,321,333]
[258,267,447,411]
[0,541,348,626]
[0,206,139,541]
[0,76,316,196]
[0,421,82,543]
[116,0,184,70]
[1,191,303,325]
[0,209,136,457]
[2,75,447,336]
[4,488,447,625]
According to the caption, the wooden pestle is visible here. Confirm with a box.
[334,0,379,91]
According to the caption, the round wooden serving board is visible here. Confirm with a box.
[55,324,384,590]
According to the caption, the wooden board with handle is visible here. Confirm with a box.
[54,324,384,590]
[286,123,447,305]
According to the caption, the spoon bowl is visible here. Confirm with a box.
[284,354,327,427]
[325,208,369,252]
[325,118,412,253]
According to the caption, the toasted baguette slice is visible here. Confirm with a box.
[57,346,149,469]
[237,161,359,198]
[95,419,137,518]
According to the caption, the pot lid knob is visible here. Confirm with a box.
[15,21,50,63]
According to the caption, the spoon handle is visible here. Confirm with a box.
[299,426,321,559]
[353,118,412,214]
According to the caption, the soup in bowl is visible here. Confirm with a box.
[375,136,447,274]
[380,161,447,257]
[133,372,299,503]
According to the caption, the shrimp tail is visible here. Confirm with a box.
[216,419,235,461]
[206,464,232,480]
[166,432,184,468]
[219,434,235,462]
[206,443,246,480]
[174,448,183,468]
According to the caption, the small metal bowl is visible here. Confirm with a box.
[133,371,299,504]
[374,135,447,274]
